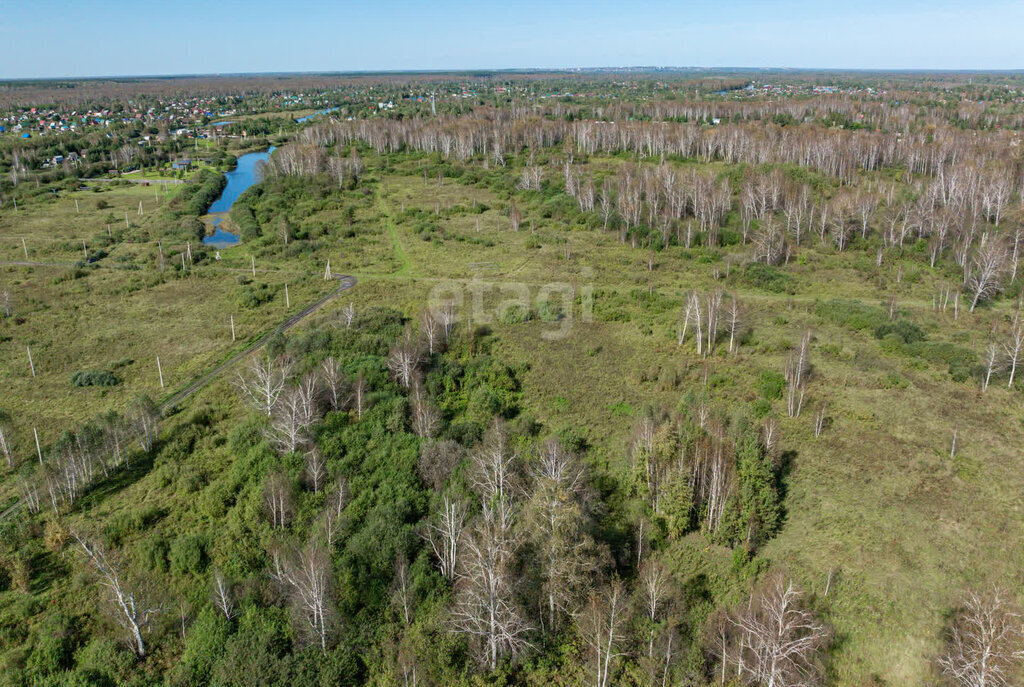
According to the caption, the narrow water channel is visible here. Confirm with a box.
[202,146,275,246]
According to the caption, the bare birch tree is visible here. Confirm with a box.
[351,372,368,420]
[388,328,423,389]
[968,235,1007,312]
[264,470,294,529]
[268,386,313,454]
[638,559,672,660]
[451,505,531,671]
[318,476,349,549]
[410,378,442,439]
[938,588,1024,687]
[319,356,347,410]
[128,395,160,454]
[235,356,292,416]
[73,531,163,657]
[725,296,744,355]
[0,414,14,469]
[420,309,442,355]
[212,571,235,621]
[304,447,327,493]
[1003,320,1024,388]
[425,496,466,581]
[279,541,336,653]
[981,342,1003,393]
[785,332,811,418]
[726,575,830,687]
[522,439,599,632]
[577,580,630,687]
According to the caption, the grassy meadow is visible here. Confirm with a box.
[2,142,1022,685]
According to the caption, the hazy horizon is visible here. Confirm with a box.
[3,0,1022,80]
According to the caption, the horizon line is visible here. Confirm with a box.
[4,66,1024,83]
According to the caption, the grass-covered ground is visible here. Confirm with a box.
[338,169,1022,684]
[1,145,1021,685]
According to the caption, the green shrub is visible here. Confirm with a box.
[25,613,75,678]
[72,638,134,686]
[237,283,276,309]
[536,299,564,322]
[874,320,926,344]
[103,506,165,546]
[750,398,773,417]
[757,370,786,400]
[169,534,207,575]
[497,304,532,324]
[137,536,169,572]
[70,370,121,387]
[814,299,887,332]
[742,262,794,293]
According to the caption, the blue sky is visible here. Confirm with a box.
[2,0,1022,78]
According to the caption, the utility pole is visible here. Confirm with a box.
[156,356,164,388]
[251,255,255,277]
[21,237,28,259]
[230,314,236,341]
[285,284,290,308]
[26,345,35,376]
[325,259,331,280]
[83,240,88,260]
[34,427,42,464]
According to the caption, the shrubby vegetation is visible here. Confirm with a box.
[3,70,1024,686]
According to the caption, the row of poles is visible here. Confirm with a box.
[19,258,333,387]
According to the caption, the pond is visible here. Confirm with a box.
[295,107,339,123]
[202,147,275,246]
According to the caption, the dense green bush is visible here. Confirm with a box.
[174,169,227,216]
[742,262,794,293]
[757,370,786,400]
[70,370,121,387]
[874,320,926,344]
[136,536,169,572]
[25,613,76,678]
[237,283,277,309]
[103,506,165,546]
[169,534,208,575]
[814,298,888,332]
